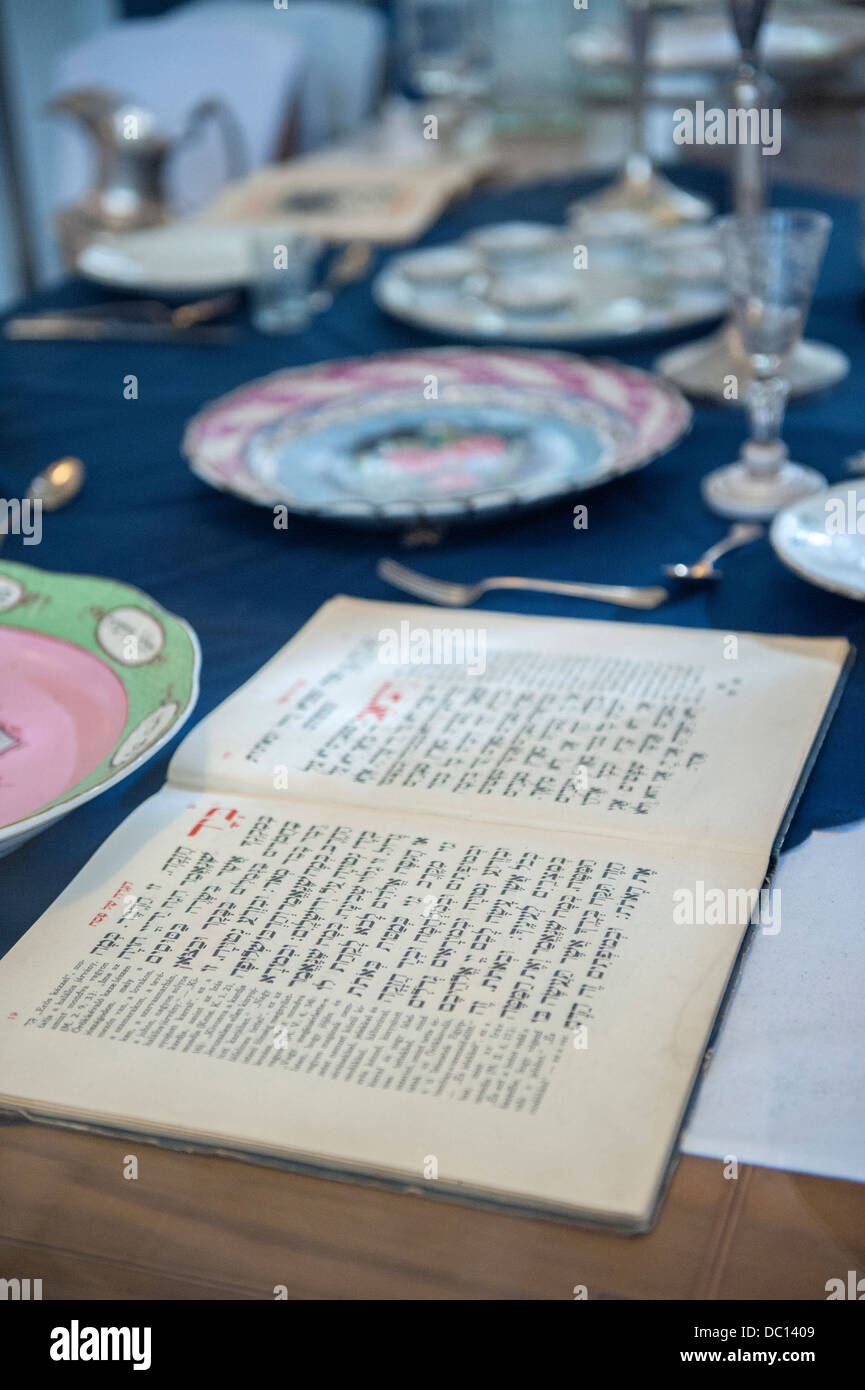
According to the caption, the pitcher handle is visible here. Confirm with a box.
[178,96,248,201]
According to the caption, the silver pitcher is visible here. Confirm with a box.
[50,87,247,267]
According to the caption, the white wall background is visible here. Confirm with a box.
[0,0,118,307]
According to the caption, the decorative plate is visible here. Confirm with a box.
[770,481,865,601]
[183,348,692,526]
[0,562,200,855]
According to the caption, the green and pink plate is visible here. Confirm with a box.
[0,561,200,856]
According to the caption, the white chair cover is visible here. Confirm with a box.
[186,1,388,151]
[52,9,308,215]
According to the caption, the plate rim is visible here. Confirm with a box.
[770,482,865,602]
[76,223,251,295]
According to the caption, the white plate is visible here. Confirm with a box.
[464,221,570,263]
[374,243,726,345]
[484,272,576,316]
[398,246,485,287]
[78,222,255,294]
[771,481,865,601]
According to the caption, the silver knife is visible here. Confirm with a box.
[4,315,235,344]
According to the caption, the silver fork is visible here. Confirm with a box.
[377,558,670,610]
[377,523,763,610]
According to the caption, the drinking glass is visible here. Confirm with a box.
[655,0,849,401]
[569,0,713,237]
[248,229,321,334]
[397,0,492,150]
[489,0,579,131]
[701,209,831,519]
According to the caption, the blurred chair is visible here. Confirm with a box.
[51,8,309,221]
[186,1,388,151]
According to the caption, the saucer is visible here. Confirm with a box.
[771,481,865,600]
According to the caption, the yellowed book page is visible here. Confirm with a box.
[169,596,848,857]
[0,786,769,1228]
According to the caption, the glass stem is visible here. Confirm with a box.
[743,376,789,475]
[727,0,771,217]
[625,0,652,183]
[732,67,767,218]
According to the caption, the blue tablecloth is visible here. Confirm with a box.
[2,166,864,956]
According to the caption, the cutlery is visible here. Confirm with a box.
[662,522,763,581]
[378,525,764,610]
[4,316,235,344]
[0,456,85,548]
[166,293,239,328]
[309,240,373,313]
[5,291,237,331]
[377,558,669,610]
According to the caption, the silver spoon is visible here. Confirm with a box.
[662,522,763,582]
[0,456,86,548]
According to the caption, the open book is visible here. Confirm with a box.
[0,598,850,1231]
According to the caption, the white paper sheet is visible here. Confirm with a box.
[683,819,865,1183]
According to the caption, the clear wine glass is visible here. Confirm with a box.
[569,0,714,237]
[655,0,849,401]
[701,209,831,519]
[397,0,492,151]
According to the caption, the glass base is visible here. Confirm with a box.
[655,324,850,402]
[568,167,714,238]
[251,302,311,335]
[701,460,827,520]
